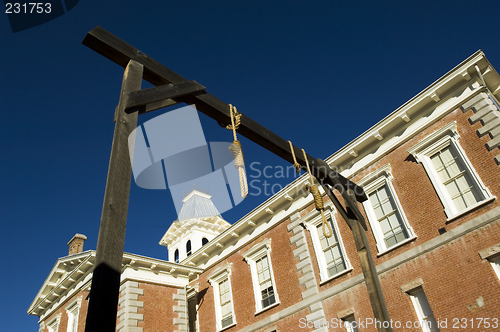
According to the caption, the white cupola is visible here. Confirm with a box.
[159,190,231,263]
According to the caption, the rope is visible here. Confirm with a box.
[226,104,248,199]
[226,104,242,139]
[288,141,301,173]
[302,149,332,238]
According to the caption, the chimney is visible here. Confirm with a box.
[67,234,87,255]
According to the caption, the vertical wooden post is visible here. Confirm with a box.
[85,60,143,332]
[346,189,393,332]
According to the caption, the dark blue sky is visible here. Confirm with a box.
[2,1,500,330]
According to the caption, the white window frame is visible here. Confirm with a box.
[490,255,500,281]
[243,239,280,314]
[207,264,236,331]
[342,315,359,332]
[187,288,200,332]
[408,121,493,220]
[305,209,352,283]
[47,314,61,332]
[65,297,82,332]
[408,287,440,332]
[359,164,416,254]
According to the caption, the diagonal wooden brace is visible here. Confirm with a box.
[125,80,206,114]
[315,158,367,230]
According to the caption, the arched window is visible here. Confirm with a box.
[186,240,192,256]
[202,237,209,246]
[174,249,179,263]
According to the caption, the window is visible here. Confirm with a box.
[47,315,61,332]
[306,211,351,282]
[359,165,415,253]
[174,249,179,263]
[208,265,236,331]
[243,239,280,313]
[408,122,493,219]
[256,255,276,308]
[490,255,500,281]
[187,291,199,332]
[342,315,359,332]
[202,237,209,246]
[186,240,192,256]
[409,288,440,332]
[65,299,81,332]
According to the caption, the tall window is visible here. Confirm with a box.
[490,255,500,281]
[186,240,192,256]
[65,299,81,332]
[408,288,440,332]
[256,255,276,308]
[359,165,415,253]
[408,122,492,219]
[47,315,60,332]
[307,212,351,282]
[219,278,234,328]
[174,249,179,263]
[430,145,483,211]
[343,315,359,332]
[188,293,198,332]
[368,184,408,248]
[317,223,346,276]
[208,265,236,331]
[243,239,280,313]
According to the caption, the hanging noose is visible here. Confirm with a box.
[226,104,248,199]
[301,149,333,238]
[288,140,301,174]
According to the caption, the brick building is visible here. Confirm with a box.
[29,50,500,332]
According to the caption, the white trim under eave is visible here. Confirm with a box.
[327,78,486,180]
[324,50,492,172]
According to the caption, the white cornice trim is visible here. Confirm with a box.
[407,121,458,157]
[357,164,393,187]
[159,216,231,247]
[242,238,272,261]
[206,263,233,281]
[323,50,498,175]
[28,250,203,319]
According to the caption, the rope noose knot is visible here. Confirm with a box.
[229,140,248,198]
[227,104,248,199]
[301,148,333,238]
[226,109,242,132]
[310,184,333,238]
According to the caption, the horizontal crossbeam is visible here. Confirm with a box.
[82,26,367,202]
[125,80,206,113]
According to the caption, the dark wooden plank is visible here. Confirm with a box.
[316,158,368,227]
[82,26,367,202]
[345,189,393,332]
[82,26,184,86]
[140,98,179,115]
[84,60,143,332]
[322,184,351,228]
[125,80,206,113]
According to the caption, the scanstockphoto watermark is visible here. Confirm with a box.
[248,162,303,196]
[298,317,440,330]
[247,161,372,197]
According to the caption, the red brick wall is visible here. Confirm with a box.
[137,282,178,331]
